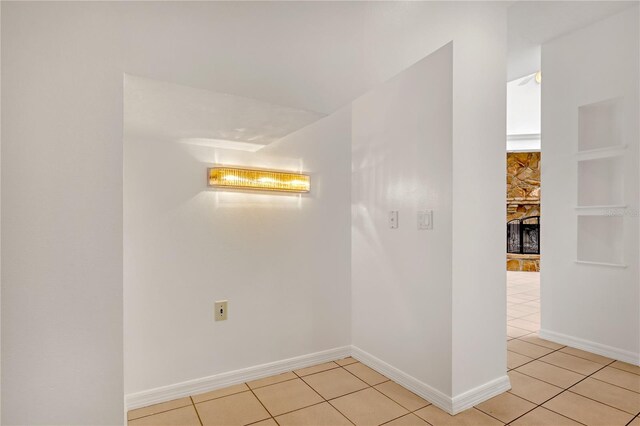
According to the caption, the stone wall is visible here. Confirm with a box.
[507,152,540,271]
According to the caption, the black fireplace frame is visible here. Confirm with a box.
[507,215,540,255]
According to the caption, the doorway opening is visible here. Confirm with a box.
[506,71,541,345]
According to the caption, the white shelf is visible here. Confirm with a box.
[577,156,624,207]
[576,145,627,161]
[577,216,624,265]
[575,260,628,268]
[578,98,623,151]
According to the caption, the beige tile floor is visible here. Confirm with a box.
[128,272,640,425]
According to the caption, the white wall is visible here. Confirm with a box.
[352,2,508,407]
[507,74,541,152]
[2,2,508,422]
[507,75,541,137]
[352,44,454,396]
[2,3,125,424]
[124,102,351,394]
[541,7,640,363]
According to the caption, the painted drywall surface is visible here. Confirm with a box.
[124,102,351,393]
[1,3,125,424]
[507,74,541,152]
[450,8,507,396]
[352,44,453,395]
[124,74,325,146]
[541,7,639,359]
[507,75,541,137]
[351,6,508,401]
[2,2,509,422]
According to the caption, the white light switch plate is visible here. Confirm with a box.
[418,210,433,230]
[389,211,399,229]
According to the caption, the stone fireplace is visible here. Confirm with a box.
[507,152,540,271]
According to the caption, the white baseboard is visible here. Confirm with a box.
[125,346,351,411]
[539,329,640,366]
[350,346,453,413]
[351,346,510,415]
[450,375,511,414]
[127,344,513,415]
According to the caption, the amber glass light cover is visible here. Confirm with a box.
[208,167,310,193]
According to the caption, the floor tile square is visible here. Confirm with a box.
[374,381,430,411]
[253,378,323,416]
[543,391,634,426]
[558,347,612,365]
[294,361,340,377]
[344,362,388,385]
[510,407,582,425]
[517,334,564,350]
[250,420,278,426]
[330,388,408,425]
[192,383,249,403]
[195,391,270,426]
[508,318,539,332]
[275,402,352,426]
[128,405,201,426]
[539,351,602,375]
[519,313,540,324]
[611,361,640,376]
[515,360,585,388]
[591,366,640,392]
[508,351,533,369]
[247,372,297,389]
[507,326,532,339]
[336,357,359,366]
[507,371,563,404]
[127,397,192,420]
[570,377,640,414]
[475,392,535,423]
[414,406,502,426]
[508,340,554,359]
[302,367,368,400]
[384,413,430,426]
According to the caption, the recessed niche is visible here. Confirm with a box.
[577,216,624,265]
[578,98,623,152]
[577,156,624,207]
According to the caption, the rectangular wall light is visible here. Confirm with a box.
[208,167,310,193]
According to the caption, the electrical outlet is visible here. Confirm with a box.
[215,300,228,321]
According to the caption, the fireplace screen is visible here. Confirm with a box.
[507,216,540,255]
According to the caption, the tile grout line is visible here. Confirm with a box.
[294,362,358,426]
[504,358,617,425]
[189,396,204,426]
[504,277,633,425]
[625,412,639,426]
[247,383,279,426]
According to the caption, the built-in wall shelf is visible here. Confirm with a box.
[575,97,627,267]
[575,260,628,268]
[576,144,627,161]
[577,216,624,265]
[578,156,624,206]
[575,205,627,216]
[578,98,623,151]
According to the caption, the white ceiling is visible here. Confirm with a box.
[121,1,638,142]
[124,74,324,145]
[507,1,637,81]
